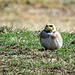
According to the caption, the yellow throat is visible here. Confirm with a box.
[45,26,53,31]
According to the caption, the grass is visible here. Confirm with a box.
[0,0,74,32]
[0,27,75,75]
[0,0,74,10]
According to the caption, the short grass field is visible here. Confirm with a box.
[0,27,75,75]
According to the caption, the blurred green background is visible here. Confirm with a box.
[0,0,75,32]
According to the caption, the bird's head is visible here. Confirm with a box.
[44,23,56,32]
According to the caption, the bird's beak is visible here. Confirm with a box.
[48,27,52,31]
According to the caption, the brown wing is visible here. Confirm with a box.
[53,31,63,45]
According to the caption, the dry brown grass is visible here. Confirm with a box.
[0,0,75,33]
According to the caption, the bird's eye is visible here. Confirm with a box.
[49,25,53,27]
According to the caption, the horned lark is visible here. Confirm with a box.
[40,23,63,50]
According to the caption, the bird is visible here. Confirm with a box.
[40,23,63,50]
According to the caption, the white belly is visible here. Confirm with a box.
[40,37,61,50]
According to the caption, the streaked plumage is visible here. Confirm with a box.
[40,23,63,50]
